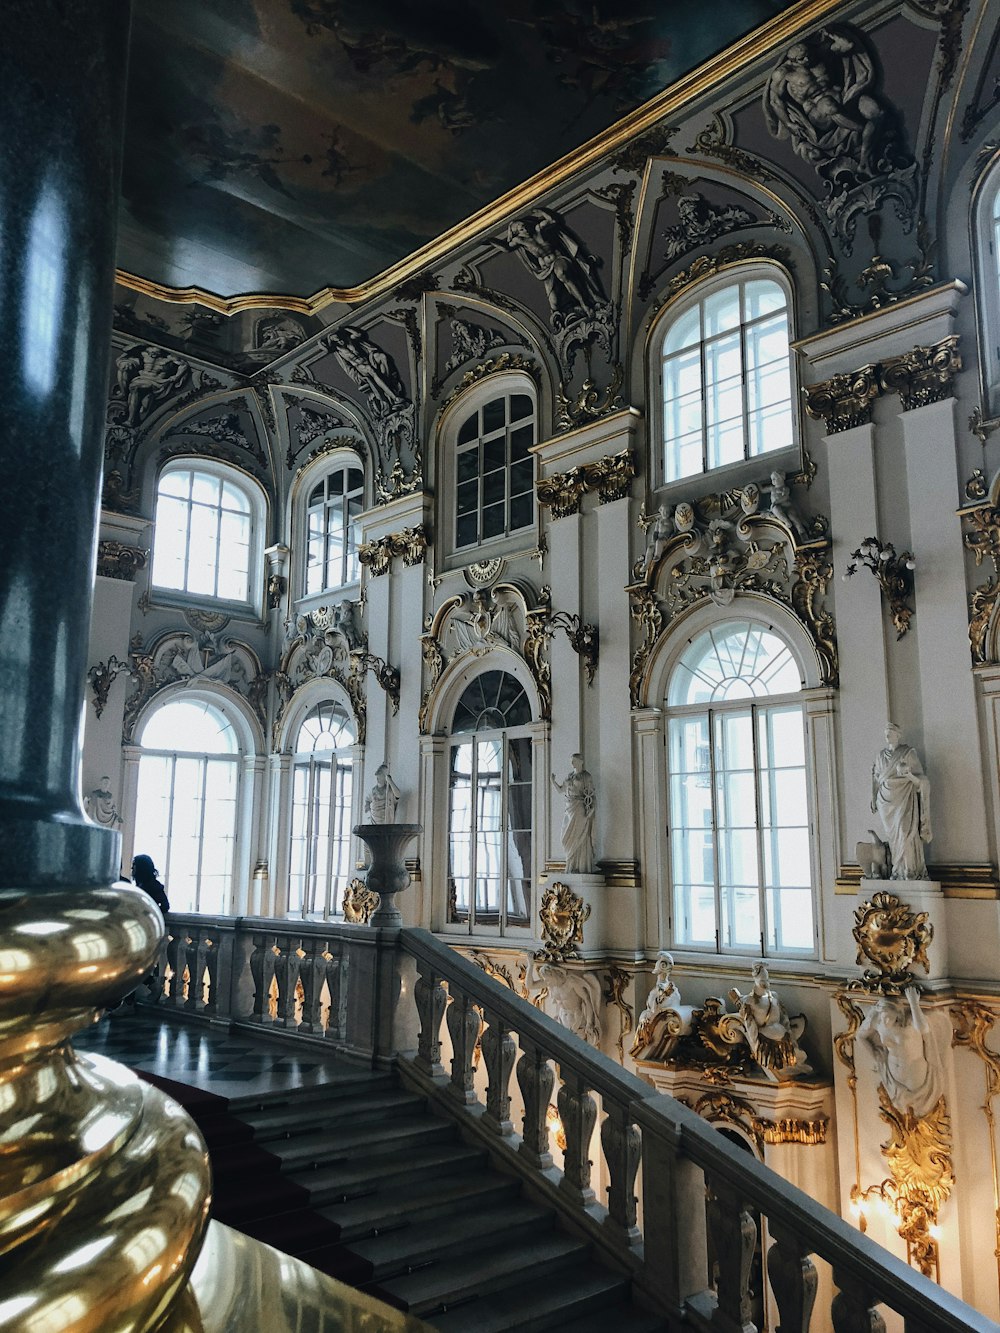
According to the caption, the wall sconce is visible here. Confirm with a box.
[843,536,916,639]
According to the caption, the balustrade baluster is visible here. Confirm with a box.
[414,969,448,1076]
[325,946,347,1039]
[273,937,301,1028]
[201,934,218,1013]
[247,933,276,1024]
[601,1098,641,1244]
[165,931,185,1007]
[766,1225,816,1333]
[480,1010,516,1136]
[557,1068,598,1207]
[298,938,324,1034]
[516,1039,555,1171]
[446,987,480,1104]
[830,1272,886,1333]
[706,1173,758,1333]
[184,930,207,1011]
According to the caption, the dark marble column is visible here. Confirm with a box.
[0,2,131,887]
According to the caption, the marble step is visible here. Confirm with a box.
[291,1140,488,1206]
[350,1196,552,1278]
[241,1088,426,1141]
[380,1230,591,1316]
[226,1069,392,1114]
[546,1302,668,1332]
[318,1162,524,1242]
[428,1265,635,1333]
[264,1113,455,1169]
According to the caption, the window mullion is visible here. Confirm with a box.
[752,705,767,956]
[165,755,178,896]
[500,737,509,932]
[707,708,721,951]
[740,291,751,463]
[195,758,209,915]
[468,744,478,933]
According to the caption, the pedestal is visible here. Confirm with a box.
[855,877,949,985]
[550,871,606,959]
[354,822,422,926]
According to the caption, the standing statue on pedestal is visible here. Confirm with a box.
[871,722,931,879]
[551,753,597,874]
[364,764,400,823]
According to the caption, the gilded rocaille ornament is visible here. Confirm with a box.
[342,878,380,924]
[852,890,933,993]
[537,882,591,961]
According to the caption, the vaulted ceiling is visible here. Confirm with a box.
[118,0,796,301]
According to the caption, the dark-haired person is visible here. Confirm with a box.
[131,853,170,915]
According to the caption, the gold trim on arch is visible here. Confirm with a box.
[114,0,845,316]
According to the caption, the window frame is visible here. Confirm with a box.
[131,694,244,917]
[438,373,539,570]
[663,619,818,961]
[302,462,366,600]
[150,458,267,617]
[974,168,1000,416]
[443,669,535,939]
[653,263,800,490]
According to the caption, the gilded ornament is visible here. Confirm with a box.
[656,243,791,312]
[554,365,624,433]
[536,468,588,519]
[969,406,999,448]
[965,466,989,501]
[537,882,591,961]
[469,951,518,991]
[843,537,916,640]
[603,966,635,1065]
[803,365,880,433]
[951,1000,1000,1302]
[441,352,538,410]
[878,336,961,410]
[584,447,635,504]
[87,654,132,719]
[963,505,1000,662]
[852,891,933,992]
[464,557,506,587]
[96,540,148,582]
[359,535,393,577]
[342,878,380,924]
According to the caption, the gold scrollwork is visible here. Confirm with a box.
[441,352,539,410]
[359,524,429,578]
[803,365,881,434]
[951,1000,1000,1306]
[96,540,149,582]
[537,882,591,961]
[342,878,380,924]
[878,336,962,411]
[536,468,588,519]
[628,586,665,708]
[852,891,933,993]
[963,504,1000,664]
[554,365,624,433]
[603,966,635,1065]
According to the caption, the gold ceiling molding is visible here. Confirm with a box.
[835,862,1000,898]
[114,0,844,317]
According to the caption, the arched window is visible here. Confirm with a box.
[666,621,813,955]
[288,701,356,917]
[305,464,364,596]
[975,171,1000,414]
[660,272,794,484]
[447,670,533,934]
[133,697,241,915]
[151,461,264,608]
[453,390,536,551]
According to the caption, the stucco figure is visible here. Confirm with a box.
[537,961,601,1046]
[114,345,191,427]
[642,505,674,574]
[871,722,931,879]
[364,764,400,823]
[506,207,607,330]
[84,777,122,828]
[764,471,810,539]
[551,753,597,874]
[728,962,811,1081]
[630,951,692,1061]
[859,986,942,1118]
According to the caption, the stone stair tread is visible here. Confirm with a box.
[545,1303,669,1332]
[428,1265,633,1333]
[242,1089,426,1139]
[380,1231,590,1315]
[350,1197,552,1276]
[226,1070,392,1113]
[268,1114,454,1167]
[319,1165,523,1240]
[292,1141,487,1204]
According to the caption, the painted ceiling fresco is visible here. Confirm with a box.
[118,0,797,298]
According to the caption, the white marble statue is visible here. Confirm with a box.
[630,951,692,1061]
[728,962,811,1081]
[536,961,601,1046]
[551,753,597,874]
[642,504,674,574]
[871,722,931,879]
[763,470,810,539]
[84,777,122,828]
[858,986,942,1118]
[364,764,400,823]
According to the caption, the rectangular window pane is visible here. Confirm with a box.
[482,437,505,471]
[483,398,505,433]
[457,447,479,483]
[509,493,533,531]
[481,503,505,540]
[483,469,506,505]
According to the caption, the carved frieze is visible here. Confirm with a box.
[96,541,148,582]
[536,447,636,517]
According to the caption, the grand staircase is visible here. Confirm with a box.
[80,1014,665,1332]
